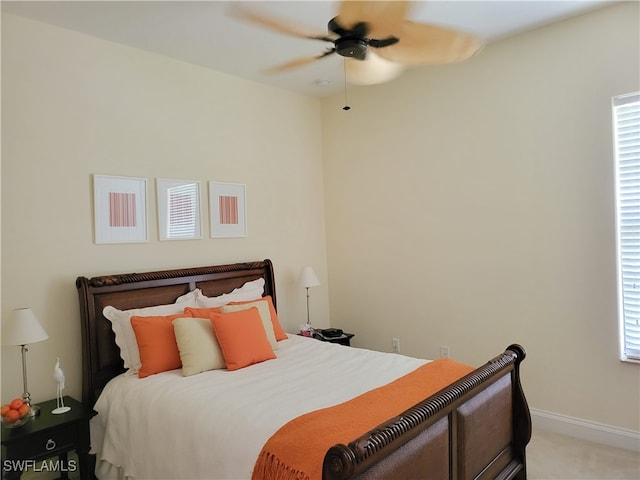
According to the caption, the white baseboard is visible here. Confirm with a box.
[531,408,640,452]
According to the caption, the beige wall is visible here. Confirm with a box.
[2,2,639,435]
[322,2,639,432]
[1,13,330,404]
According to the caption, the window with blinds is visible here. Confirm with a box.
[613,92,640,362]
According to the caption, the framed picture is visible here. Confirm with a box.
[209,181,247,238]
[156,178,202,241]
[93,175,147,244]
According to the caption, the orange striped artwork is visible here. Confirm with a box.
[94,175,147,244]
[109,192,137,227]
[219,196,239,225]
[208,181,245,238]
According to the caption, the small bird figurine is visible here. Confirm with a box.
[52,357,71,414]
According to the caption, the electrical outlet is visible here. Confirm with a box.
[392,338,400,353]
[440,346,450,358]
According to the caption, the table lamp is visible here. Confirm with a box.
[3,308,49,417]
[298,266,320,327]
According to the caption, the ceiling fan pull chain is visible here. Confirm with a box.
[343,58,351,111]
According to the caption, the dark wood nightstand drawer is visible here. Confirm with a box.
[18,424,76,459]
[2,396,96,480]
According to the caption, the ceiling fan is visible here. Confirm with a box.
[231,1,484,86]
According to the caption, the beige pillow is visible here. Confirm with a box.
[220,301,278,350]
[173,317,225,376]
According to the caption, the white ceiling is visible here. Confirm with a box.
[2,1,611,97]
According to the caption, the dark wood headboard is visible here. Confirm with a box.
[76,259,276,407]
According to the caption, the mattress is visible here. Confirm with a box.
[91,334,428,480]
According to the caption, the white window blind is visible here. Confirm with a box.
[613,92,640,362]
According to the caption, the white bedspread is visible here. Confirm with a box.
[91,334,427,480]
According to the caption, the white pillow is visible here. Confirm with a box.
[173,317,225,376]
[196,278,265,308]
[220,300,278,350]
[103,289,199,373]
[176,288,202,303]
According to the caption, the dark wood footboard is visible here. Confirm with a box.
[322,345,531,480]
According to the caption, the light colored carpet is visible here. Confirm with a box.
[528,429,640,480]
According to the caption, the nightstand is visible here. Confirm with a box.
[1,396,96,480]
[312,330,355,346]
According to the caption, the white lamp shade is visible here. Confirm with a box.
[298,267,320,288]
[2,308,49,346]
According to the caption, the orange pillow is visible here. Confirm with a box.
[209,308,276,371]
[184,306,223,318]
[131,313,192,378]
[229,296,287,341]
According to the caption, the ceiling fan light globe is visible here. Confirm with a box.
[345,53,405,86]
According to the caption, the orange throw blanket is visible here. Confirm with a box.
[252,358,473,480]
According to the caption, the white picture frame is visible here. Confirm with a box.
[93,175,147,244]
[156,178,202,241]
[209,182,247,238]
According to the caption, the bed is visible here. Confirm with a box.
[76,259,532,480]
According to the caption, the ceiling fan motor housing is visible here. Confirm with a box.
[335,38,368,60]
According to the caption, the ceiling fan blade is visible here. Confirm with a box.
[345,53,405,86]
[336,0,410,39]
[266,50,336,74]
[229,6,334,42]
[374,21,483,66]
